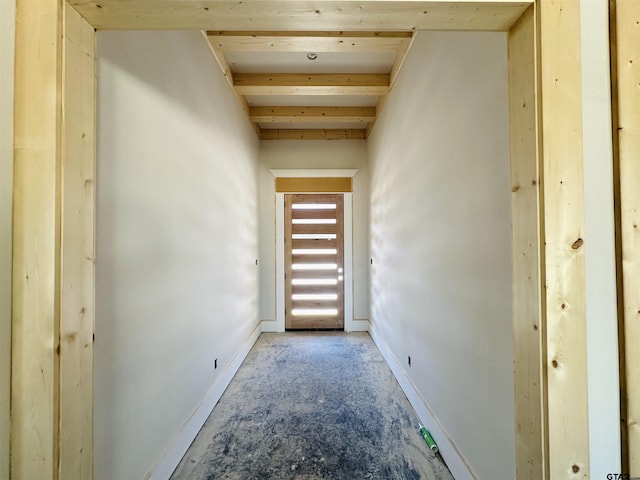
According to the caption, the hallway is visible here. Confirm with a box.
[3,2,633,477]
[92,29,514,480]
[170,333,453,480]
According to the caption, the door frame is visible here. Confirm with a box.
[271,169,358,333]
[11,1,634,478]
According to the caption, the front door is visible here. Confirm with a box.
[285,194,344,330]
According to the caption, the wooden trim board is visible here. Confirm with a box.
[12,1,96,478]
[69,1,532,31]
[250,106,376,124]
[538,0,590,477]
[276,177,352,193]
[507,7,546,479]
[59,5,96,479]
[207,31,412,53]
[508,1,593,476]
[12,0,64,476]
[613,0,640,473]
[261,129,366,140]
[269,169,358,179]
[234,73,389,96]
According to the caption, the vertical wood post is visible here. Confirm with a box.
[12,0,63,476]
[59,5,96,479]
[509,2,590,477]
[12,0,95,478]
[613,0,640,473]
[538,0,590,475]
[508,6,547,479]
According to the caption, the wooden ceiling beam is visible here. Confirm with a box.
[202,32,261,136]
[234,73,389,96]
[250,106,376,124]
[207,31,412,53]
[260,129,366,140]
[69,1,532,31]
[367,32,416,137]
[208,31,412,38]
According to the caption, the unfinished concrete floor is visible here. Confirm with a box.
[171,332,454,480]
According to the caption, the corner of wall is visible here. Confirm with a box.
[367,31,515,479]
[95,30,262,480]
[147,324,262,480]
[368,324,477,480]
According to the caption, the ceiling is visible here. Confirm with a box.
[204,31,415,140]
[72,1,531,141]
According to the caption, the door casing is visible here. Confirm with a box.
[271,169,357,333]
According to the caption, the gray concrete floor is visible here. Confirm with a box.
[171,332,454,480]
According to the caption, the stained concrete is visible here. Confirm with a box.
[171,332,454,479]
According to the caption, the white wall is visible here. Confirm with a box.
[258,140,369,325]
[368,32,515,479]
[95,31,260,480]
[0,0,15,477]
[580,0,621,475]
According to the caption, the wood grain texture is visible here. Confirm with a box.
[208,31,413,38]
[261,129,366,140]
[292,209,344,220]
[59,5,95,479]
[508,6,547,479]
[208,30,408,138]
[291,223,337,235]
[251,106,376,124]
[285,196,294,329]
[236,73,389,87]
[276,177,352,193]
[292,254,338,264]
[207,31,412,53]
[292,285,338,295]
[12,3,96,478]
[292,239,338,250]
[235,73,389,96]
[292,270,341,281]
[538,0,589,477]
[285,194,344,330]
[12,0,62,477]
[69,1,532,31]
[614,0,640,473]
[609,1,629,461]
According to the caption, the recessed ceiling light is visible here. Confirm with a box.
[307,52,318,61]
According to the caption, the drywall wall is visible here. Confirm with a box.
[0,0,15,476]
[95,31,259,480]
[258,140,369,327]
[368,32,515,479]
[580,0,621,475]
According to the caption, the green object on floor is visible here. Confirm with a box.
[419,424,439,453]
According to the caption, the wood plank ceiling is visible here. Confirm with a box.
[204,31,414,140]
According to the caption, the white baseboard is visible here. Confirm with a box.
[147,322,262,480]
[347,319,369,332]
[368,323,477,480]
[260,320,279,333]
